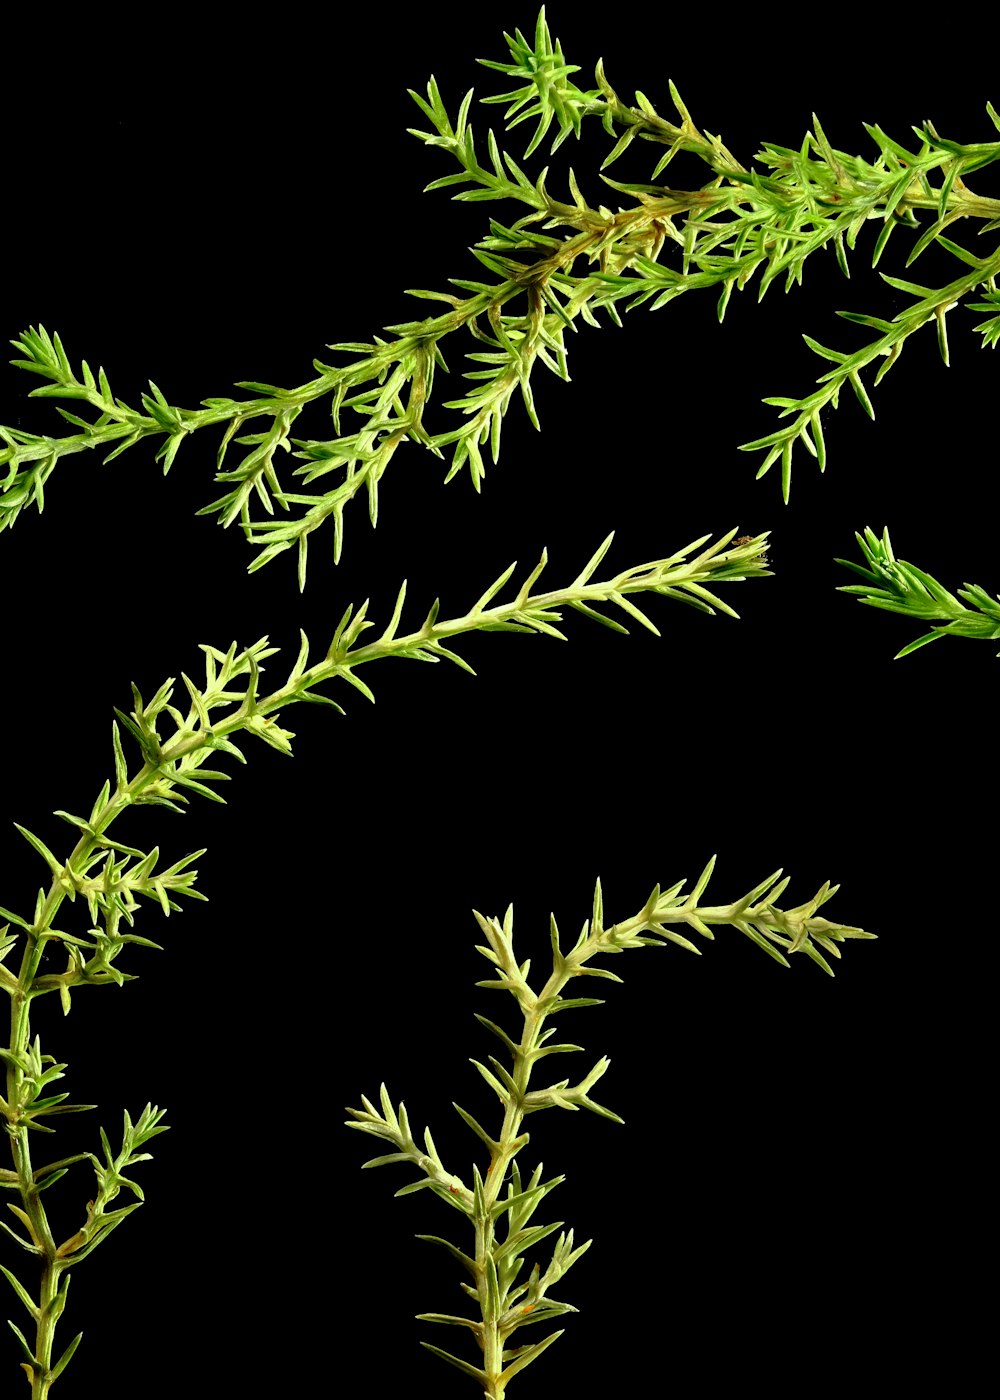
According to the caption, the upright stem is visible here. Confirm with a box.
[29,1260,69,1400]
[474,957,578,1396]
[6,974,69,1397]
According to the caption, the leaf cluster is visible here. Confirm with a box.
[0,1101,167,1391]
[346,855,873,1390]
[0,526,765,1386]
[837,526,1000,657]
[3,11,997,589]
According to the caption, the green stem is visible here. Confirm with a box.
[30,1262,69,1400]
[16,528,760,966]
[6,984,74,1397]
[475,933,608,1392]
[1,188,690,487]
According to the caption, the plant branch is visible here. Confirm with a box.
[4,13,997,572]
[837,525,1000,657]
[0,526,767,1385]
[347,853,874,1394]
[1,526,770,985]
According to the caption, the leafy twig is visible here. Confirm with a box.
[3,11,997,577]
[2,525,771,973]
[837,525,1000,657]
[347,853,874,1396]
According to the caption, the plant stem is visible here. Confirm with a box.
[5,987,77,1397]
[350,858,873,1390]
[11,528,767,968]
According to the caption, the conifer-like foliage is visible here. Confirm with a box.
[0,523,775,1394]
[346,857,872,1396]
[2,11,997,588]
[837,527,1000,656]
[2,6,992,1396]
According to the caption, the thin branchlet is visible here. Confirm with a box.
[837,525,1000,658]
[2,526,771,973]
[2,12,997,576]
[346,854,874,1394]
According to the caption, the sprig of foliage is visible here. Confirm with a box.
[3,526,771,947]
[739,226,1000,500]
[0,1101,167,1395]
[479,15,1000,499]
[837,526,1000,657]
[475,7,599,157]
[347,854,873,1396]
[4,12,996,584]
[0,528,768,1389]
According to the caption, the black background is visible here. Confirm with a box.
[1,7,990,1396]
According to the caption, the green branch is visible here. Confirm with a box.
[837,526,1000,657]
[347,853,874,1395]
[3,10,996,578]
